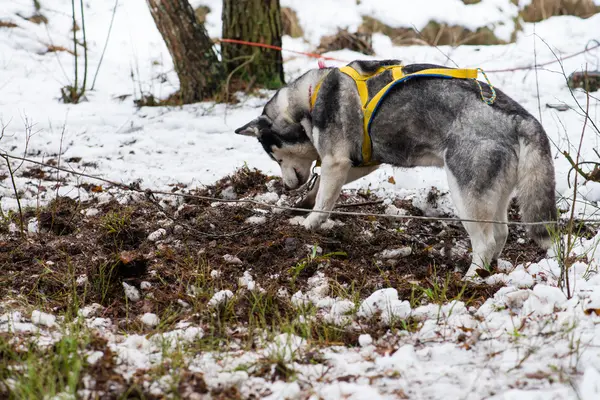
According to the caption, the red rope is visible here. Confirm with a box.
[217,38,346,62]
[217,38,600,74]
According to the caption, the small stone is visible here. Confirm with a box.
[173,225,184,235]
[140,281,152,290]
[378,247,412,259]
[223,254,242,265]
[284,237,298,252]
[210,269,222,278]
[148,228,167,242]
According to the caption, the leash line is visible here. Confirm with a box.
[216,38,600,74]
[217,38,345,62]
[1,152,594,227]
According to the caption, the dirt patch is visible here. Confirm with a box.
[0,20,18,28]
[521,0,600,22]
[0,167,549,338]
[317,28,374,55]
[359,17,505,46]
[38,196,81,235]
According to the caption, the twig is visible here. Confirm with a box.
[536,35,600,136]
[562,70,591,298]
[55,121,67,200]
[533,22,543,125]
[411,24,459,68]
[80,0,88,93]
[91,0,119,90]
[1,155,24,235]
[71,0,78,94]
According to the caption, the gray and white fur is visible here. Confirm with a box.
[235,60,557,278]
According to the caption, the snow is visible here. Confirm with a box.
[238,270,259,291]
[2,0,600,398]
[31,310,56,327]
[122,282,141,302]
[207,290,234,308]
[140,313,160,327]
[358,334,373,347]
[358,288,412,324]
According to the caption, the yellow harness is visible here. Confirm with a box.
[309,64,494,166]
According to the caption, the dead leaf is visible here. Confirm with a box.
[525,371,550,380]
[91,185,103,193]
[388,176,396,184]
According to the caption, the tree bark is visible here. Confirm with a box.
[146,0,223,103]
[222,0,285,89]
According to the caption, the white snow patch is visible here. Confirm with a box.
[31,310,56,327]
[208,290,234,308]
[140,313,160,327]
[358,288,411,324]
[245,215,266,225]
[122,282,141,302]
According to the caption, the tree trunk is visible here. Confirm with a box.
[146,0,223,103]
[222,0,285,89]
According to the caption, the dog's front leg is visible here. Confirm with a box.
[303,157,352,230]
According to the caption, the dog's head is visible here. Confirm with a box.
[236,94,318,190]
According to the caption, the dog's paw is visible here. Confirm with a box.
[302,213,324,231]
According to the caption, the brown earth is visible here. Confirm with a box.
[1,166,548,330]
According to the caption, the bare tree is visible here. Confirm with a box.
[222,0,285,89]
[146,0,223,103]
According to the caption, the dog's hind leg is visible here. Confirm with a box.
[492,194,512,260]
[302,156,353,230]
[294,165,379,213]
[445,167,498,279]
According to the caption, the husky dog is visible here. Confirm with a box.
[236,60,557,278]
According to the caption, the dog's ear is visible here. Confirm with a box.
[235,115,272,137]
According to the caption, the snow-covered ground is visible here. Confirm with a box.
[1,0,600,399]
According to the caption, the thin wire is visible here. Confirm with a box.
[2,152,594,226]
[216,38,600,74]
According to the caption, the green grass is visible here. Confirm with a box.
[0,321,90,400]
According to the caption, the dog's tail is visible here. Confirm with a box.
[516,118,557,248]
